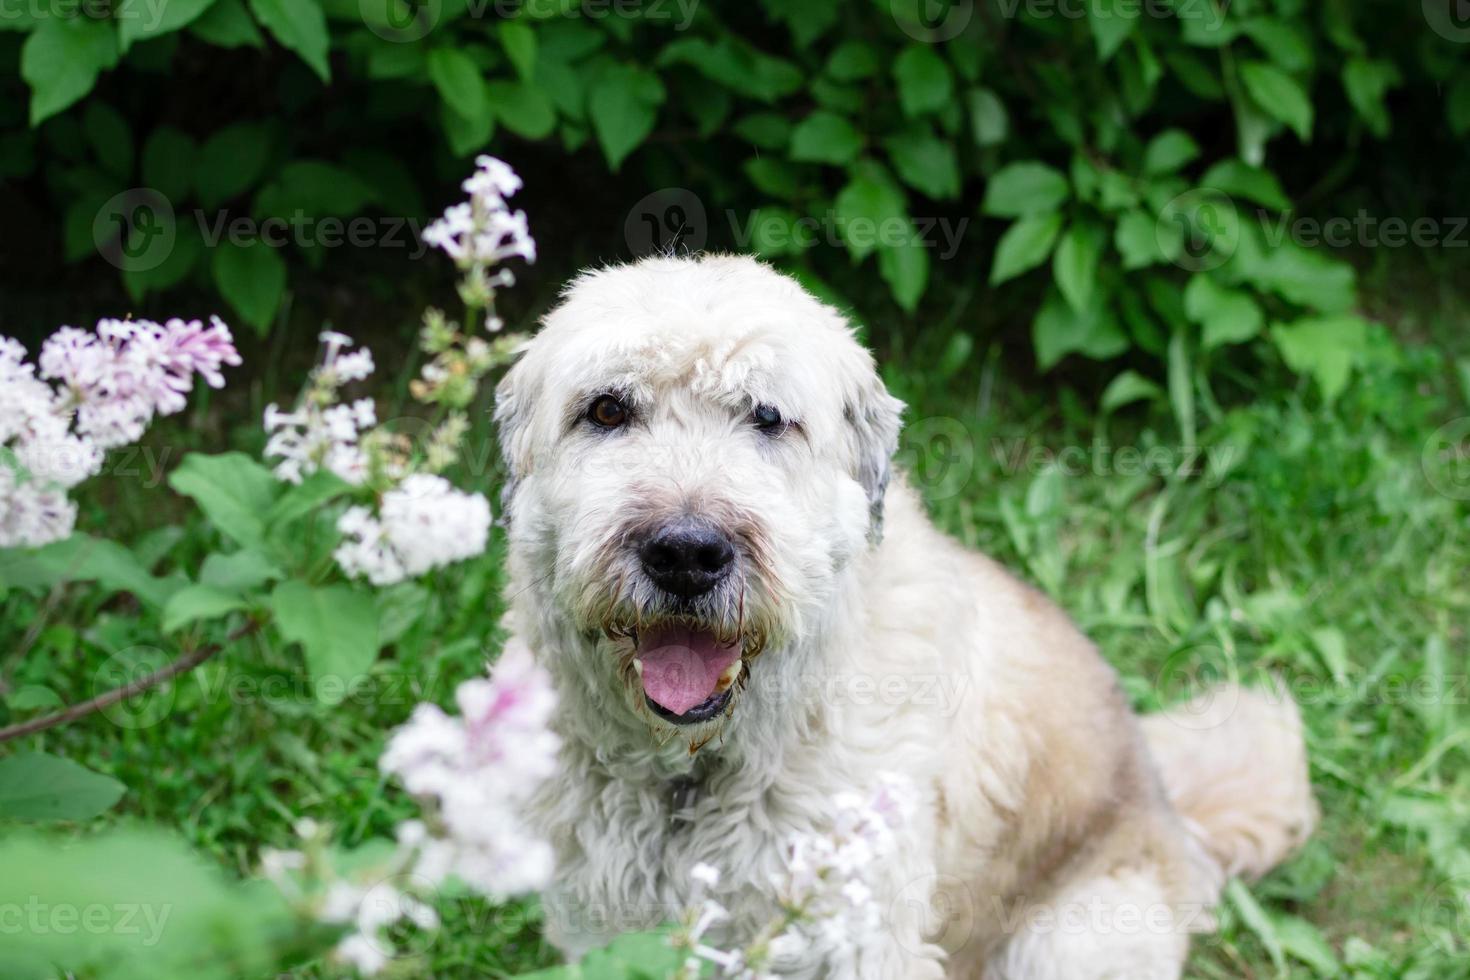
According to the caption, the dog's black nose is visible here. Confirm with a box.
[639,522,735,597]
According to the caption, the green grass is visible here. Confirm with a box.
[3,275,1469,978]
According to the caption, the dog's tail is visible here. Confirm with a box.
[1140,683,1318,882]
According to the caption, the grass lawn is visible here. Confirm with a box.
[3,263,1468,978]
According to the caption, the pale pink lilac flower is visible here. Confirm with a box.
[423,156,536,267]
[1,318,237,548]
[380,646,559,898]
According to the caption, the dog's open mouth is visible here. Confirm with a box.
[630,624,745,726]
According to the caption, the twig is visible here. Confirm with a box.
[0,619,259,744]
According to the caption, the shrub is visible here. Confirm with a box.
[1,0,1462,400]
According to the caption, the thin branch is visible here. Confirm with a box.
[0,619,259,744]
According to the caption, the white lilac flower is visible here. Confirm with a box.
[423,156,536,268]
[677,775,916,979]
[333,476,491,586]
[262,334,377,486]
[380,647,560,898]
[334,932,389,976]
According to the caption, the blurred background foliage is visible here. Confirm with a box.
[1,0,1467,406]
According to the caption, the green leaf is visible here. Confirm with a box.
[266,468,350,529]
[248,0,330,80]
[966,87,1008,146]
[981,161,1070,217]
[7,684,63,711]
[1167,328,1196,445]
[499,19,537,80]
[732,112,790,150]
[196,121,272,209]
[0,752,125,822]
[789,110,863,166]
[254,160,375,219]
[189,0,264,48]
[656,37,802,104]
[161,584,248,633]
[141,125,199,202]
[1101,370,1164,412]
[878,229,929,312]
[587,65,663,171]
[1032,288,1127,369]
[1242,17,1314,72]
[990,212,1063,285]
[1252,240,1355,311]
[1199,159,1290,210]
[21,17,119,125]
[0,534,184,609]
[1449,75,1470,137]
[1342,57,1400,138]
[825,40,879,81]
[1226,879,1287,973]
[1272,314,1371,402]
[1052,222,1104,313]
[1142,129,1200,176]
[1089,0,1137,60]
[167,452,280,549]
[1184,274,1264,349]
[1276,915,1341,975]
[427,47,489,123]
[0,827,292,976]
[81,102,132,181]
[124,223,205,302]
[212,240,286,335]
[893,45,953,117]
[118,0,217,51]
[270,581,380,703]
[884,130,960,199]
[440,99,495,157]
[1114,209,1173,269]
[1239,60,1312,141]
[199,550,284,592]
[833,163,906,262]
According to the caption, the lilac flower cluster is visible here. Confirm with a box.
[422,155,537,270]
[0,317,239,548]
[264,649,561,976]
[676,776,917,979]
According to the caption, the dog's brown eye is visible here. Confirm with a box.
[588,394,628,429]
[751,404,784,432]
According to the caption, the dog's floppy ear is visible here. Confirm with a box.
[845,371,904,543]
[493,357,534,522]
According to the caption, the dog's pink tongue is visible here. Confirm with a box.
[636,626,741,715]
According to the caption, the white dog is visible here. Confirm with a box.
[494,254,1317,978]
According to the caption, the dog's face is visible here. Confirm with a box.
[496,255,902,743]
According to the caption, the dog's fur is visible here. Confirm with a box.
[494,254,1317,978]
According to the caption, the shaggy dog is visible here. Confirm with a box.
[494,254,1317,978]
